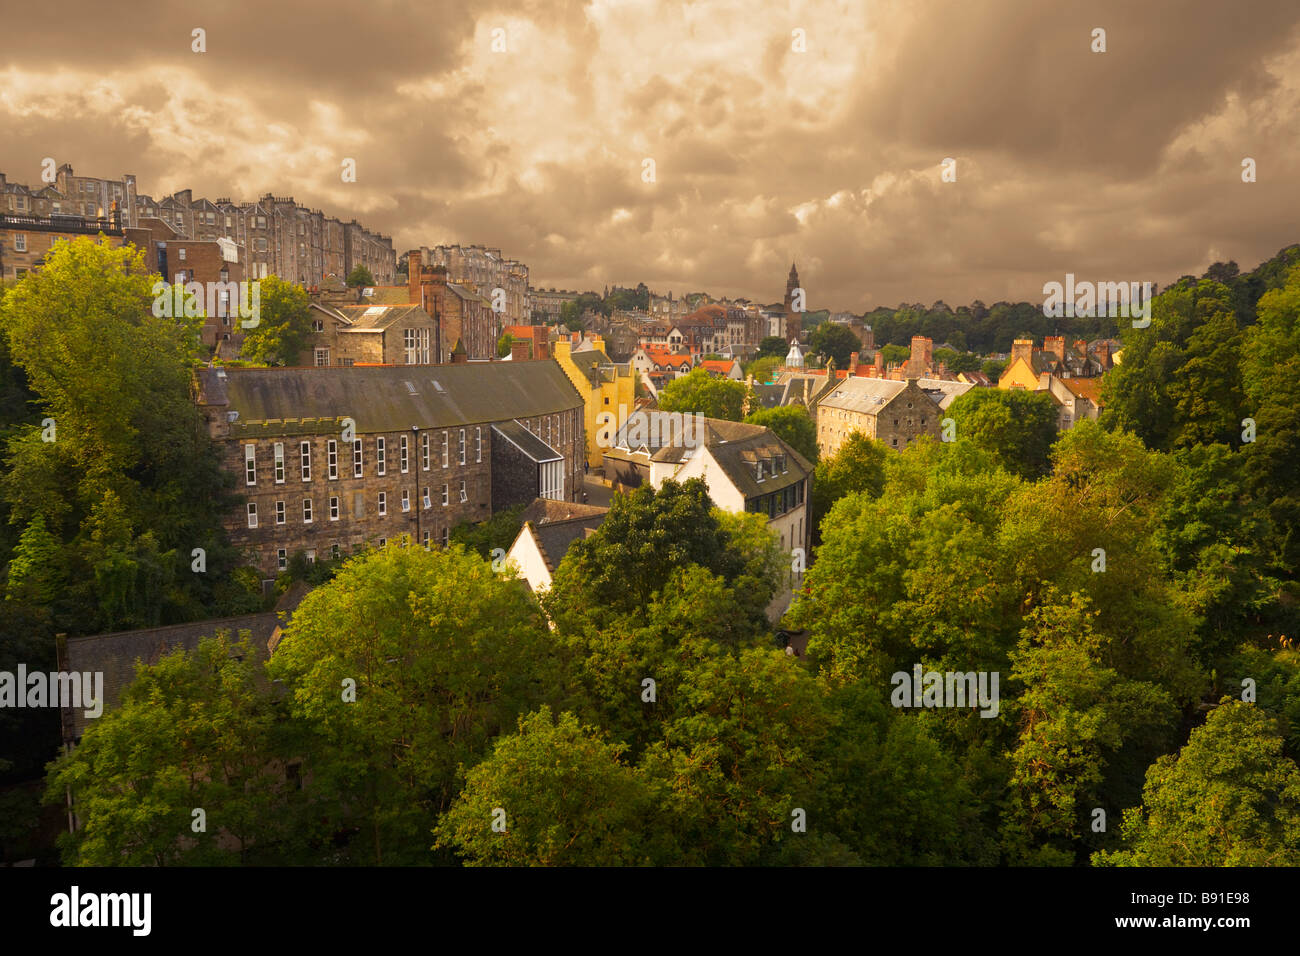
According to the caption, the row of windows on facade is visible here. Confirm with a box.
[244,430,482,485]
[246,482,470,529]
[273,531,449,570]
[746,479,806,519]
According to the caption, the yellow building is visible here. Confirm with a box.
[998,338,1048,390]
[553,337,637,468]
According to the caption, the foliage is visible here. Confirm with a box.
[345,265,374,288]
[239,275,313,367]
[807,323,862,367]
[657,368,752,421]
[743,405,817,463]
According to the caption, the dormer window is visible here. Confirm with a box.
[756,461,765,482]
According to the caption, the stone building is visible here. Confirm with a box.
[420,243,530,324]
[815,377,945,456]
[0,165,395,288]
[195,361,585,578]
[0,207,125,281]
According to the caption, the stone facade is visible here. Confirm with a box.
[816,377,944,456]
[0,210,125,280]
[195,363,585,578]
[420,244,529,324]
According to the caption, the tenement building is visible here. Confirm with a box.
[195,361,585,578]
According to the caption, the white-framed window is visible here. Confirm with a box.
[376,437,386,476]
[378,492,387,516]
[540,460,563,501]
[475,427,482,462]
[302,498,313,523]
[330,496,340,521]
[315,348,330,367]
[441,527,450,548]
[441,484,448,506]
[403,329,417,365]
[459,479,467,504]
[422,530,431,550]
[305,549,316,564]
[401,490,410,512]
[378,537,387,548]
[353,440,363,478]
[275,500,286,525]
[277,549,287,570]
[327,440,338,480]
[458,429,466,465]
[300,441,311,481]
[422,432,431,470]
[246,502,258,528]
[400,435,409,473]
[13,234,26,252]
[244,444,257,485]
[178,247,187,261]
[274,443,285,483]
[441,431,448,468]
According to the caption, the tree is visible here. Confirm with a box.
[496,331,514,358]
[449,503,525,559]
[433,707,662,866]
[0,236,240,633]
[807,323,862,367]
[809,434,887,541]
[879,343,910,366]
[45,633,297,865]
[345,265,374,288]
[945,388,1058,480]
[658,368,751,421]
[744,405,817,463]
[267,544,557,864]
[239,275,313,367]
[1094,701,1300,866]
[934,348,980,374]
[744,355,782,384]
[757,335,788,359]
[982,358,1007,380]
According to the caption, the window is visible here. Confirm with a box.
[246,502,258,528]
[244,444,256,485]
[256,238,267,252]
[424,487,433,509]
[302,498,314,523]
[401,490,410,512]
[277,549,287,570]
[13,234,26,252]
[274,443,285,483]
[305,549,316,564]
[275,500,286,525]
[315,348,330,367]
[421,433,430,470]
[459,480,467,504]
[256,215,266,228]
[327,440,338,480]
[441,527,450,548]
[756,461,764,482]
[312,318,325,333]
[330,496,340,521]
[400,435,409,473]
[353,440,363,478]
[403,329,417,365]
[331,544,340,560]
[300,442,312,480]
[441,484,448,506]
[458,429,466,465]
[376,437,386,476]
[476,427,482,463]
[378,492,387,515]
[178,247,187,261]
[422,530,431,550]
[441,431,448,468]
[378,538,387,548]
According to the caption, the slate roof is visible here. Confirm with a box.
[334,303,427,332]
[60,612,278,743]
[915,378,975,410]
[197,362,583,434]
[817,377,909,414]
[650,418,812,498]
[527,513,608,573]
[517,497,609,528]
[493,420,562,462]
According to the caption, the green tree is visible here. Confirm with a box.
[879,343,910,366]
[496,331,514,358]
[658,368,751,421]
[1094,701,1300,866]
[744,355,782,384]
[267,544,557,864]
[807,323,862,367]
[982,358,1007,380]
[809,433,887,541]
[345,265,374,288]
[744,405,817,463]
[433,707,662,866]
[5,513,64,606]
[239,275,312,366]
[757,335,788,359]
[945,388,1058,480]
[45,633,296,865]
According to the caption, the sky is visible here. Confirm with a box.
[2,0,1299,312]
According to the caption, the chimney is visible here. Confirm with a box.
[1096,340,1111,369]
[511,340,531,362]
[1073,339,1087,357]
[1011,338,1034,365]
[849,350,859,373]
[1044,336,1065,363]
[407,249,422,303]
